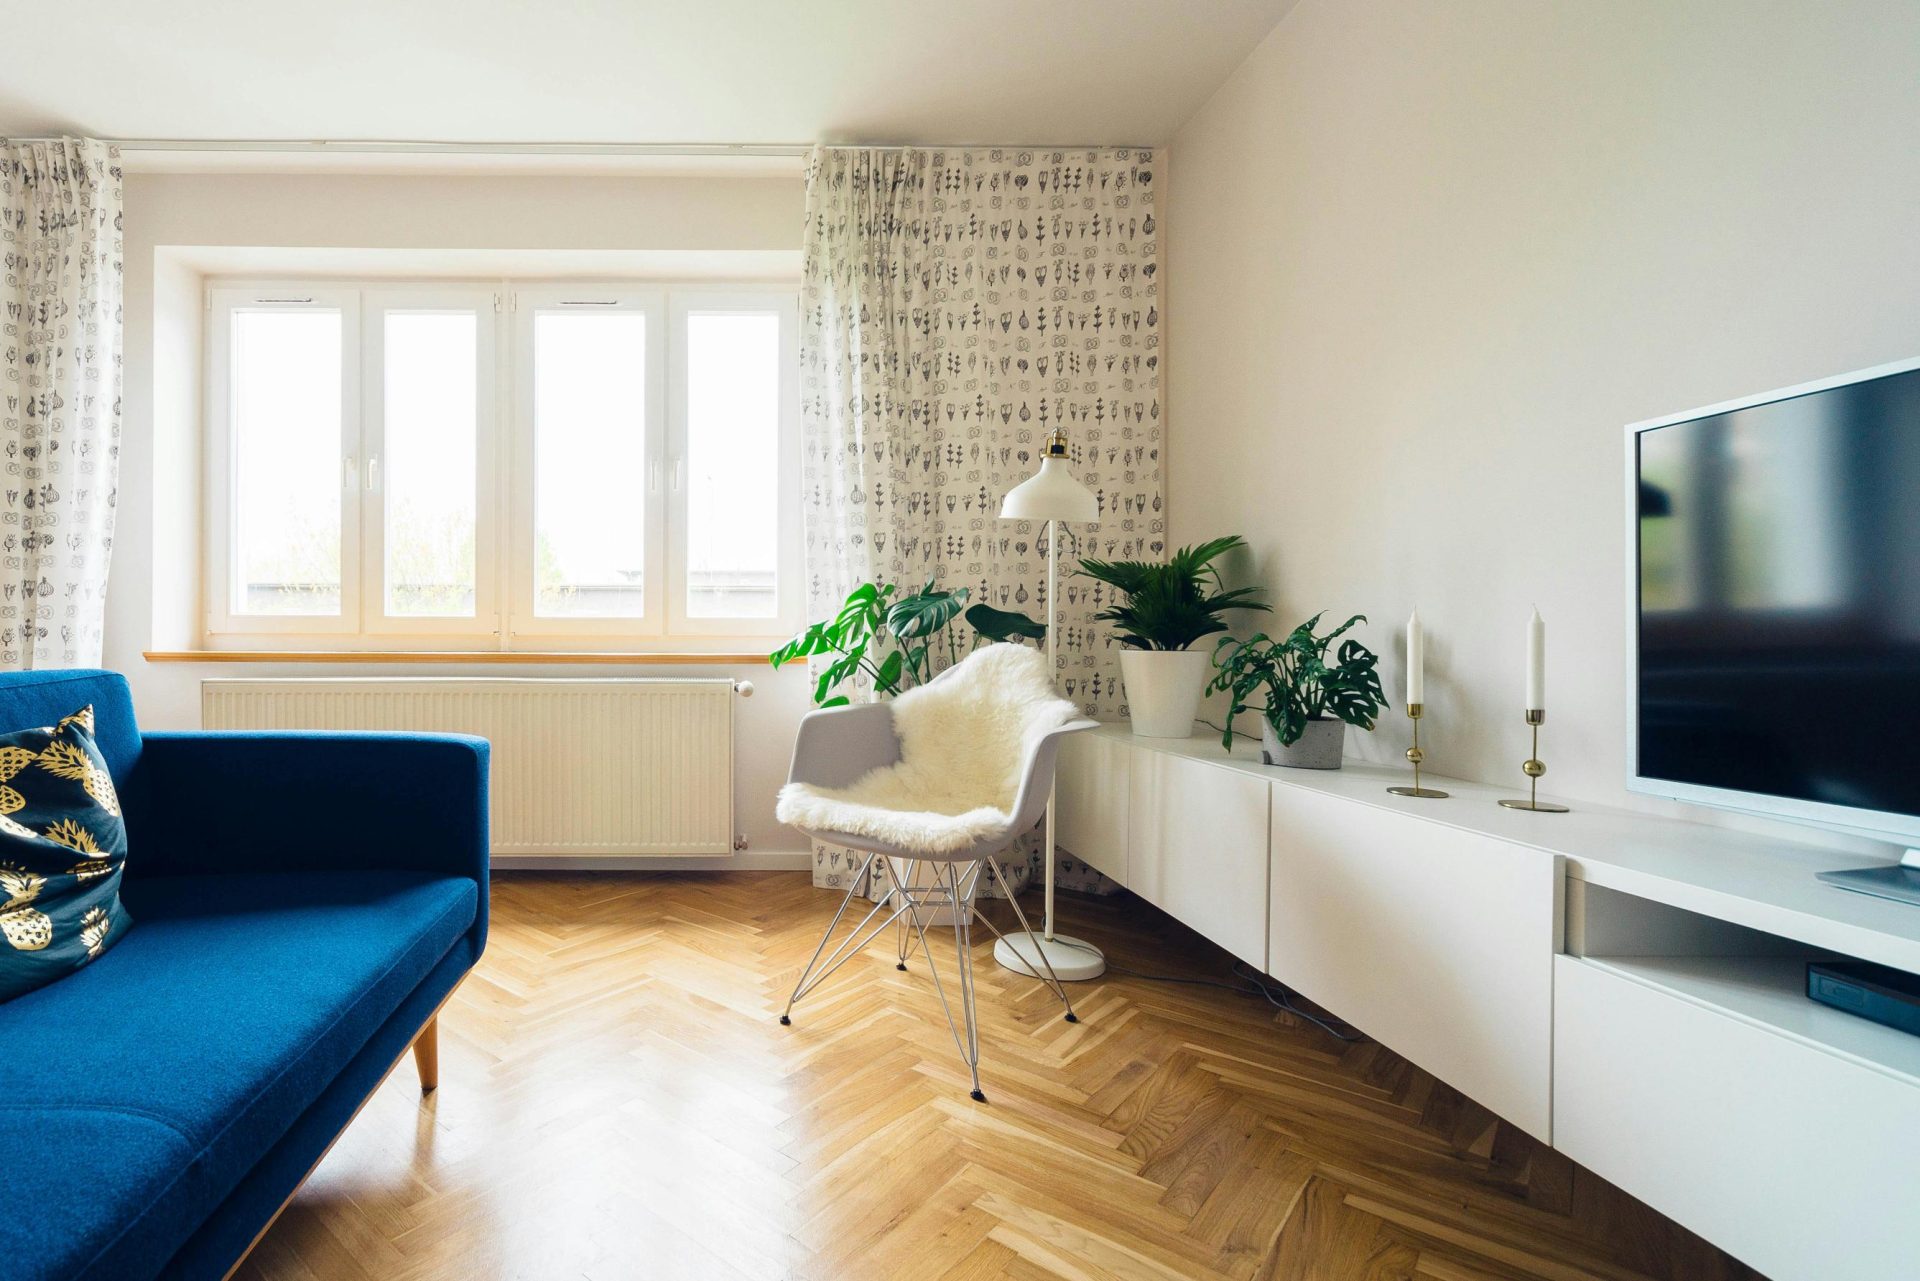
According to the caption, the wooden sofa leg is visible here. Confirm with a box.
[412,1017,439,1093]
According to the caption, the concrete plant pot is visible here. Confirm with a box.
[1262,717,1346,769]
[1119,649,1212,738]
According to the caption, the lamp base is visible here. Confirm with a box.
[993,933,1106,982]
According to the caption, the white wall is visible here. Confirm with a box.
[1166,0,1920,836]
[113,169,818,864]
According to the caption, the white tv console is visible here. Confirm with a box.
[1055,725,1920,1281]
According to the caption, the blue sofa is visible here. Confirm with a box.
[0,670,490,1281]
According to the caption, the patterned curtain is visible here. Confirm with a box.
[799,146,1163,893]
[0,138,123,670]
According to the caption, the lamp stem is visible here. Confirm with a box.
[1044,517,1058,942]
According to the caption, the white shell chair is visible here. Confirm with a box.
[774,644,1097,1102]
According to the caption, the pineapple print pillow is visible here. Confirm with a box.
[0,706,132,1002]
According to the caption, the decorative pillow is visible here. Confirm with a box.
[0,706,132,1002]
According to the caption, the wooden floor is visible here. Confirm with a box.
[238,873,1764,1281]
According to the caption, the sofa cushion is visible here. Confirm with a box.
[0,869,478,1281]
[0,705,135,1002]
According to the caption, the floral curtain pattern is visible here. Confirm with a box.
[799,146,1163,893]
[0,138,122,669]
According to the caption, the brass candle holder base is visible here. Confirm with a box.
[1386,703,1449,799]
[1499,709,1569,812]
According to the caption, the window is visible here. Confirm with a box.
[678,300,787,624]
[207,281,798,647]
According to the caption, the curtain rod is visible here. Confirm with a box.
[12,139,1153,157]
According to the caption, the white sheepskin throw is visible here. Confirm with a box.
[776,643,1078,855]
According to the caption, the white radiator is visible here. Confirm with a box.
[201,678,737,858]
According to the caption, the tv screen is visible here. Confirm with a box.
[1634,362,1920,830]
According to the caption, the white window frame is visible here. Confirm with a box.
[205,285,363,636]
[362,286,502,638]
[205,277,801,650]
[508,285,668,640]
[666,289,803,639]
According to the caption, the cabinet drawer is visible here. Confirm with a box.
[1553,954,1920,1281]
[1128,751,1269,967]
[1267,785,1558,1140]
[1057,731,1130,885]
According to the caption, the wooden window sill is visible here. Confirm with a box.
[143,650,772,666]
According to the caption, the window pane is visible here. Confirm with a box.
[232,309,342,615]
[533,312,649,617]
[685,312,781,618]
[384,312,477,617]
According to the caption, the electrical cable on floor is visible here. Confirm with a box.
[1006,931,1367,1044]
[1090,719,1360,1040]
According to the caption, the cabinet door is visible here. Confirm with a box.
[1056,732,1130,885]
[1267,785,1559,1140]
[1128,752,1269,967]
[1556,955,1920,1280]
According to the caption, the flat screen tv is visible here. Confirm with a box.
[1628,356,1920,851]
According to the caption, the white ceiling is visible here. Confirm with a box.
[1,0,1295,150]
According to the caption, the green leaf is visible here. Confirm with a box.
[819,695,852,709]
[873,648,905,695]
[888,585,970,641]
[965,603,1047,642]
[904,644,930,686]
[1076,534,1268,650]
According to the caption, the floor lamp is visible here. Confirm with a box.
[994,427,1106,982]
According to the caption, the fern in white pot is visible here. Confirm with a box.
[1077,536,1268,738]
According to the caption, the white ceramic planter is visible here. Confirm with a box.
[1119,649,1213,738]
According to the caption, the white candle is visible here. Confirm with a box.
[1406,609,1425,706]
[1526,607,1546,711]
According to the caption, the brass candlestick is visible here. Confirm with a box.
[1499,709,1570,812]
[1387,703,1449,798]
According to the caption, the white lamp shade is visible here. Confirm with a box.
[1000,458,1098,523]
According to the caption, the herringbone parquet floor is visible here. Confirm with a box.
[236,873,1765,1281]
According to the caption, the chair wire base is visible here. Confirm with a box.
[780,851,1080,1100]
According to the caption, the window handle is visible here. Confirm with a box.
[366,456,380,492]
[671,457,684,492]
[649,460,662,493]
[344,455,356,490]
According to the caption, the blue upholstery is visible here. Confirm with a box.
[158,940,478,1280]
[131,731,491,954]
[0,670,490,1281]
[0,669,143,781]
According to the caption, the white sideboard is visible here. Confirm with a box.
[1054,724,1920,1281]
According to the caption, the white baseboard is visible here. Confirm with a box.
[490,849,812,873]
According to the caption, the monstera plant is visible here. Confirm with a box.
[770,577,1045,708]
[1208,612,1387,770]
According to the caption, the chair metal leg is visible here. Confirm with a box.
[982,854,1079,1023]
[891,856,914,971]
[783,850,892,1023]
[783,850,1019,1103]
[897,860,985,1101]
[947,862,985,1101]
